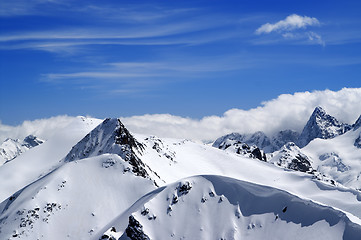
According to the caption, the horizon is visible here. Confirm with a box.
[1,87,361,143]
[1,0,361,125]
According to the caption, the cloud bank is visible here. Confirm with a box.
[256,14,320,34]
[1,88,360,143]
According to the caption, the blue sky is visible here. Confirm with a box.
[1,0,361,125]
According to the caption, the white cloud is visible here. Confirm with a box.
[0,115,85,142]
[256,14,320,34]
[122,88,361,141]
[1,88,360,143]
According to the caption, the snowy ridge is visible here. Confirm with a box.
[97,175,361,240]
[0,135,44,165]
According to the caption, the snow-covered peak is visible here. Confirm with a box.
[64,118,160,183]
[0,135,44,165]
[298,106,352,147]
[64,118,144,162]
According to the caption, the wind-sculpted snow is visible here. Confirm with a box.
[98,175,361,240]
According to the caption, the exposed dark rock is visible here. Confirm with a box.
[177,181,192,196]
[23,135,44,148]
[288,154,312,172]
[251,148,266,162]
[125,215,150,240]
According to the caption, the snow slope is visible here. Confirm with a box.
[0,116,102,202]
[1,117,361,240]
[303,124,361,190]
[98,175,361,240]
[0,154,156,239]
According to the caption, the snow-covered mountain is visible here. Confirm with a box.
[98,175,361,240]
[212,130,299,154]
[214,107,361,190]
[298,106,352,147]
[63,118,161,185]
[0,135,44,165]
[1,115,361,240]
[214,106,355,154]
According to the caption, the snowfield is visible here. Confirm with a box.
[0,109,360,240]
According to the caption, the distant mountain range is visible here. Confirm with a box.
[213,106,359,152]
[0,108,360,240]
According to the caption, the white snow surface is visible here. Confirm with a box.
[0,154,156,239]
[97,175,361,240]
[0,117,361,240]
[0,116,102,202]
[303,126,361,190]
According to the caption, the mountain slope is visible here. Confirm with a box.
[0,116,102,202]
[97,175,361,240]
[302,123,361,190]
[0,154,156,240]
[1,116,361,240]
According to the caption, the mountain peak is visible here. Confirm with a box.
[64,118,154,179]
[298,107,351,147]
[313,106,326,115]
